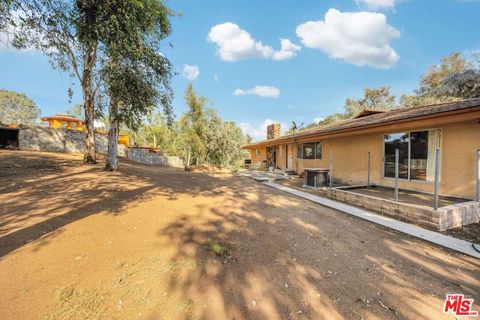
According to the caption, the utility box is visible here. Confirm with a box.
[304,168,329,188]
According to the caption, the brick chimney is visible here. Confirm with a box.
[267,123,281,140]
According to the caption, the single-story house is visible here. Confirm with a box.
[243,98,480,200]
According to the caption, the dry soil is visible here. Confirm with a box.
[0,150,478,320]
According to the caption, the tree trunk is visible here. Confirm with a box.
[82,45,97,164]
[186,146,191,167]
[105,102,119,171]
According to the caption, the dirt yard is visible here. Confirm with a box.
[278,177,480,244]
[0,150,478,320]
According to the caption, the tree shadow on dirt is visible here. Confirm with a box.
[0,151,258,256]
[0,150,478,319]
[152,176,480,319]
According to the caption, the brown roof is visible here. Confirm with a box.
[41,114,84,122]
[244,98,480,148]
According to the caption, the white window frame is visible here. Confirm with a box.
[382,129,441,183]
[297,142,323,160]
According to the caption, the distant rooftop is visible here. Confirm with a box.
[41,114,84,122]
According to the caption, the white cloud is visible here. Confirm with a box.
[213,74,219,82]
[272,39,302,61]
[313,117,324,123]
[207,22,300,61]
[356,0,396,9]
[239,119,288,141]
[233,85,280,98]
[182,64,200,81]
[296,8,400,69]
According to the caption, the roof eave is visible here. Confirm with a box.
[242,104,480,148]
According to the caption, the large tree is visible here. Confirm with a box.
[99,0,173,171]
[417,52,470,98]
[438,69,480,99]
[118,85,249,169]
[204,109,248,168]
[399,52,470,107]
[4,0,102,163]
[179,84,207,166]
[344,87,396,117]
[0,89,40,125]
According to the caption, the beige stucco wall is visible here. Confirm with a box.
[291,119,480,199]
[248,146,267,166]
[277,145,285,169]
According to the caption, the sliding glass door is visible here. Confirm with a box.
[410,131,429,180]
[384,133,409,179]
[383,130,441,182]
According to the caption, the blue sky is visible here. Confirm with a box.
[1,0,479,140]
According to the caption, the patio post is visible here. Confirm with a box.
[395,149,399,202]
[476,149,480,202]
[434,148,441,210]
[367,151,371,187]
[329,151,333,187]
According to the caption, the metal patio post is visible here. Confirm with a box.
[329,151,333,187]
[395,149,399,202]
[434,148,441,210]
[367,151,371,187]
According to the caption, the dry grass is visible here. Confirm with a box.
[205,240,234,259]
[46,285,105,320]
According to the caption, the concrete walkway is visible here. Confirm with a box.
[238,170,297,182]
[264,181,480,259]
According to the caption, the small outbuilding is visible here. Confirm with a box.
[41,114,85,131]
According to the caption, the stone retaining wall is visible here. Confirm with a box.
[326,187,479,231]
[16,126,182,168]
[18,126,126,156]
[126,148,184,168]
[438,201,480,230]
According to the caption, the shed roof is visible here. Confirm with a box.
[41,114,84,122]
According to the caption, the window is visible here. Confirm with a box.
[255,150,261,158]
[315,142,323,159]
[384,133,409,179]
[297,142,322,160]
[410,131,428,180]
[383,130,440,181]
[303,143,315,159]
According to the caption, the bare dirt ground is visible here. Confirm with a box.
[278,178,480,244]
[0,150,479,320]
